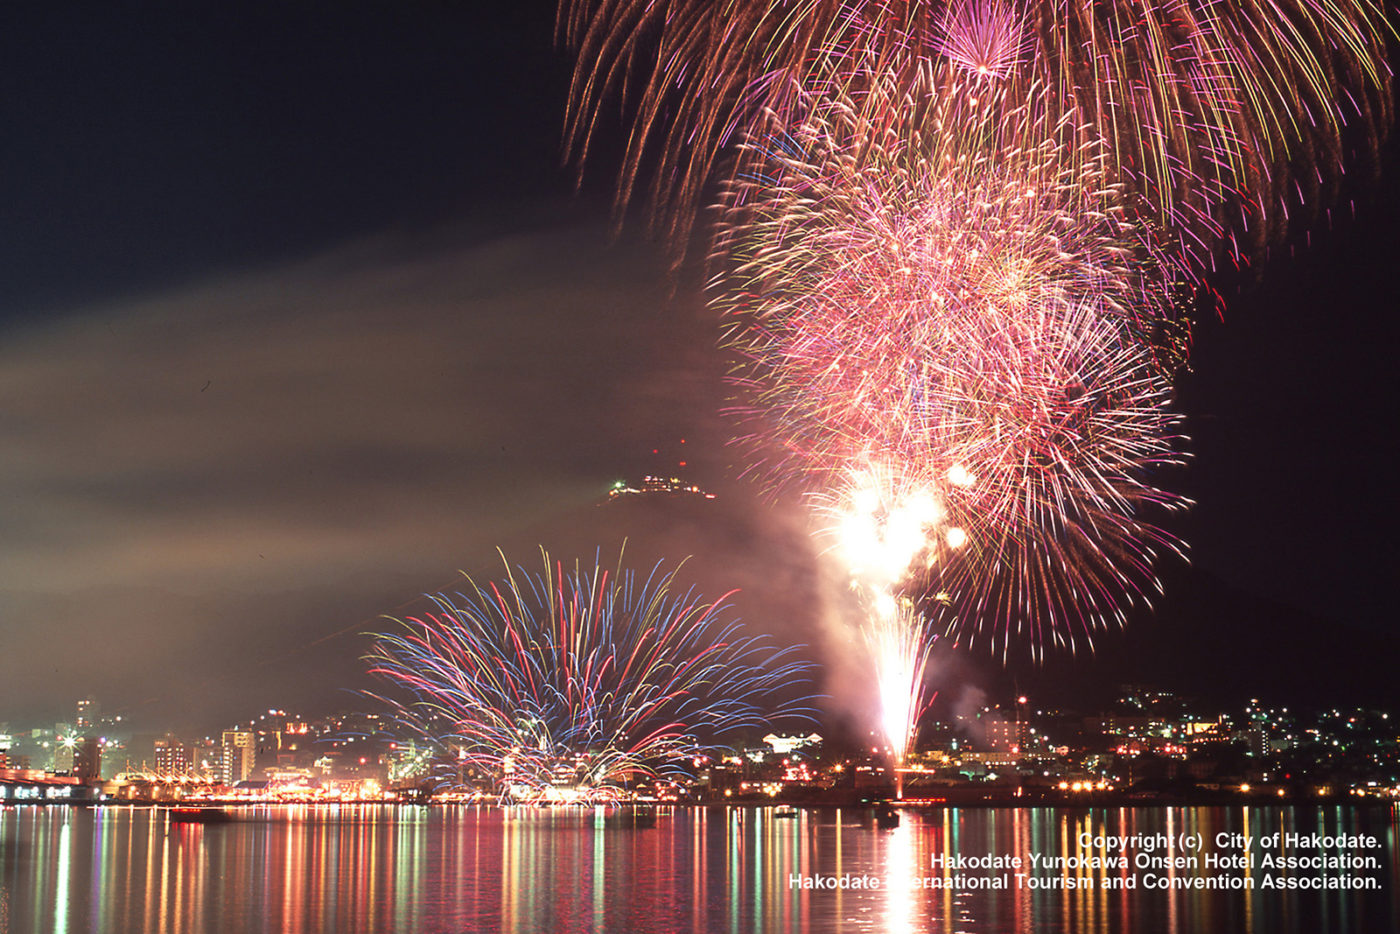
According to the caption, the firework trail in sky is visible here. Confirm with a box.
[365,551,814,802]
[562,0,1391,272]
[717,64,1191,657]
[819,466,941,771]
[864,600,937,774]
[717,61,1188,479]
[556,0,1389,747]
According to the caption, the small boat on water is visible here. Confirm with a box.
[874,806,900,829]
[773,806,800,819]
[167,806,233,824]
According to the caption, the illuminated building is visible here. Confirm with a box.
[213,745,236,784]
[1083,714,1155,739]
[154,736,191,778]
[604,439,714,501]
[222,731,256,783]
[984,720,1027,754]
[75,697,99,731]
[606,476,715,500]
[74,737,101,783]
[1244,725,1273,758]
[51,734,79,773]
[763,733,823,755]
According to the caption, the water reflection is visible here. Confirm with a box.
[0,804,1396,933]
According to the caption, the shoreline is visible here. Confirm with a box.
[8,795,1393,812]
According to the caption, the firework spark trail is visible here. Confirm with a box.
[863,600,938,769]
[712,61,1193,659]
[933,0,1032,81]
[816,462,943,768]
[365,551,815,802]
[557,0,1387,766]
[716,58,1189,405]
[562,0,1391,273]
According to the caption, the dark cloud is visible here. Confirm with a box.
[0,222,842,729]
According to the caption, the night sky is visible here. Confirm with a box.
[2,3,1397,731]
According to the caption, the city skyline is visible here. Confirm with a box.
[6,682,1398,811]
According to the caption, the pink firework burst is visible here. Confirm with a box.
[718,64,1191,657]
[933,0,1032,80]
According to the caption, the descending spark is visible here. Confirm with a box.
[717,60,1189,455]
[554,0,1388,757]
[714,64,1191,657]
[365,551,815,802]
[562,0,1392,271]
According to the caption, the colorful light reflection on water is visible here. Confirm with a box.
[1,804,1397,933]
